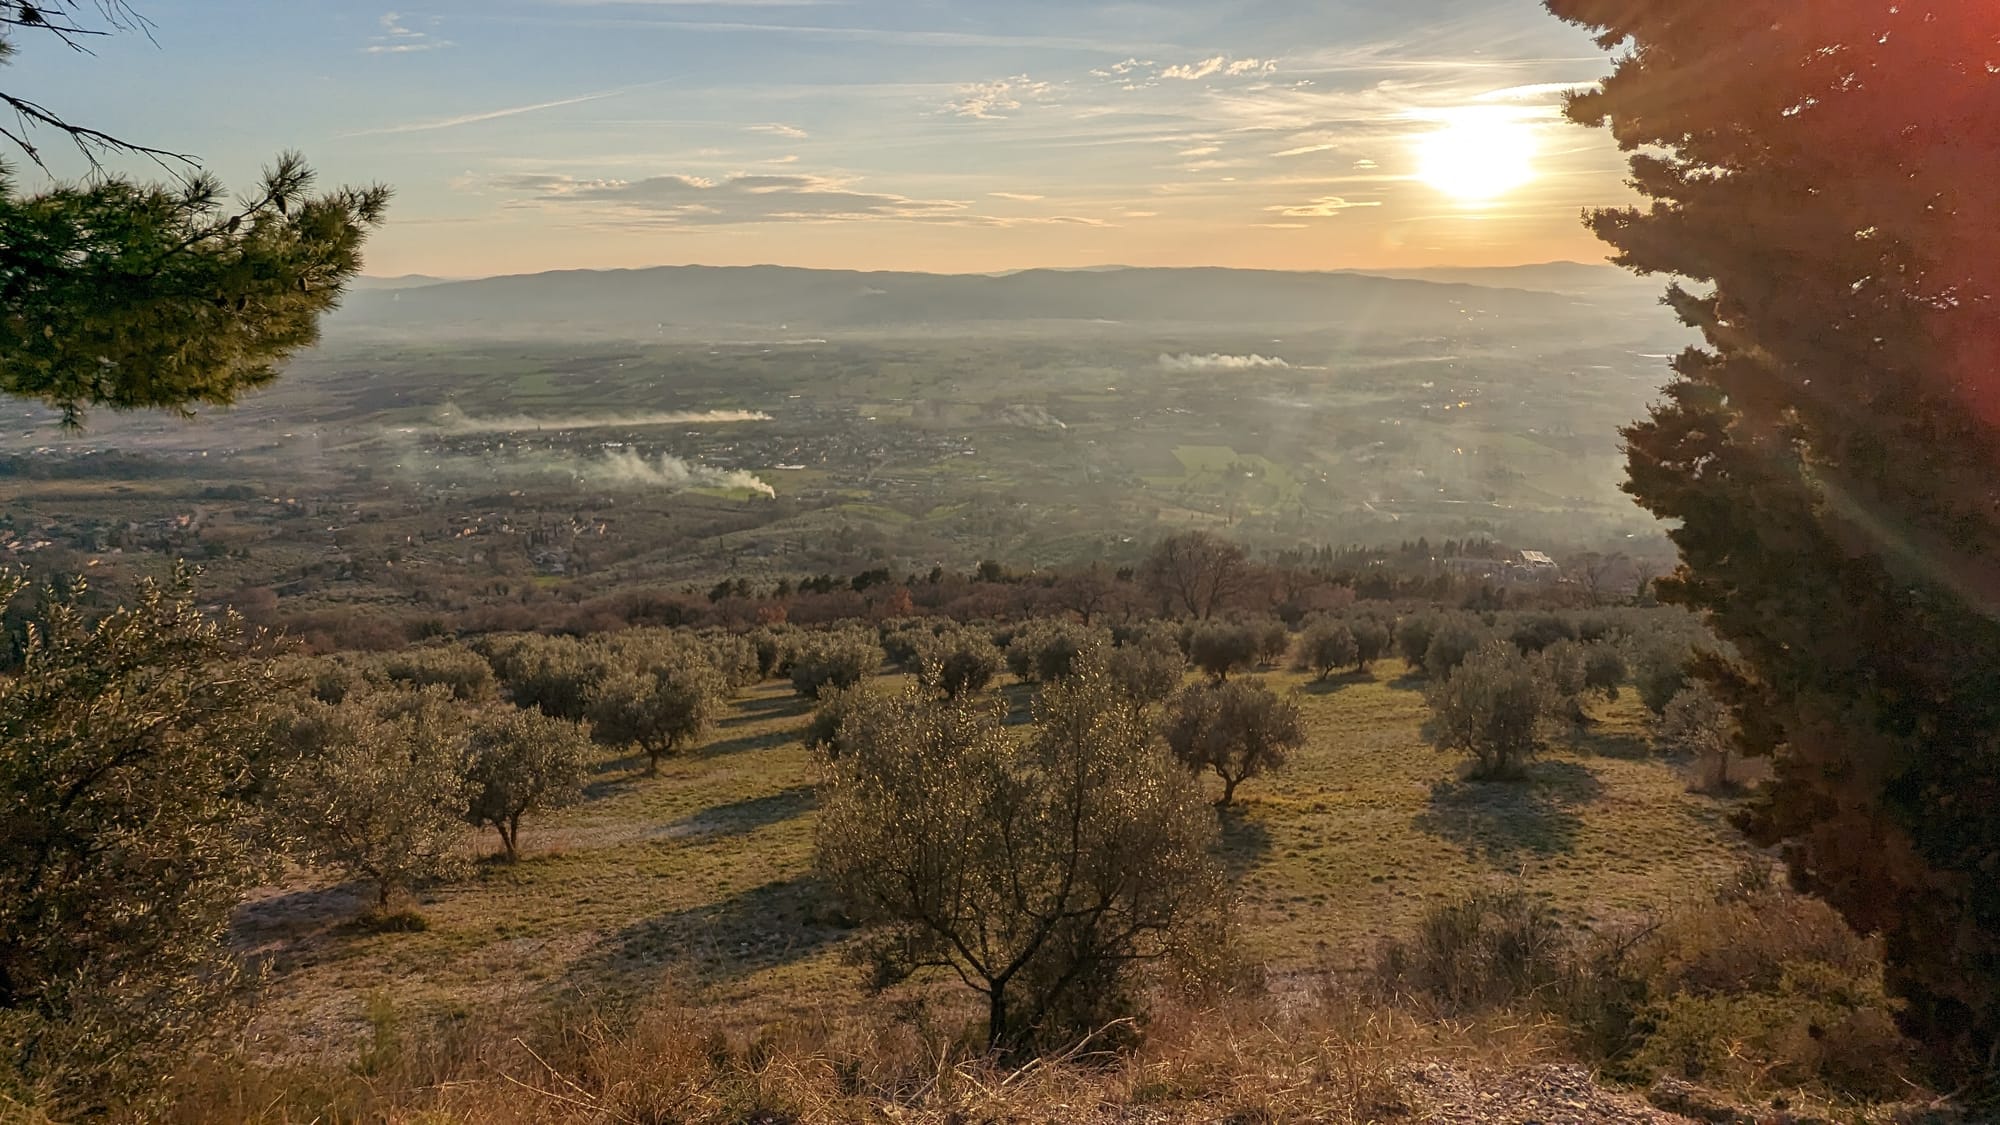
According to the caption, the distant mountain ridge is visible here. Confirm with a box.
[333,262,1654,338]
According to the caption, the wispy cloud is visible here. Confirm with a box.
[497,170,1114,230]
[500,14,1158,53]
[989,191,1046,201]
[946,75,1055,120]
[498,171,972,225]
[749,122,809,139]
[1159,56,1276,81]
[1267,196,1383,218]
[346,89,629,136]
[365,11,452,54]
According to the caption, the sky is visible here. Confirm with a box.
[7,0,1639,277]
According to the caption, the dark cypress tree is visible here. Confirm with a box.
[0,4,389,424]
[1546,0,2000,1078]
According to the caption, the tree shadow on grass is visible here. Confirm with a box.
[1215,805,1272,880]
[1299,670,1376,695]
[1571,724,1655,761]
[740,689,811,714]
[665,784,816,838]
[582,750,649,799]
[232,882,371,961]
[702,724,801,758]
[1413,758,1606,862]
[562,873,852,993]
[722,693,811,727]
[1387,671,1430,693]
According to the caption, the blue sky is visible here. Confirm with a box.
[8,0,1636,276]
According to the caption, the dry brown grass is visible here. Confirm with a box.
[159,980,1563,1125]
[158,659,1773,1123]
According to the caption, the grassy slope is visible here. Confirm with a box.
[234,662,1753,1061]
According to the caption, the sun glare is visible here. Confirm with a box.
[1415,109,1540,203]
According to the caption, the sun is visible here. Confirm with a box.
[1415,110,1539,203]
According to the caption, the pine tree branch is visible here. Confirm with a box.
[0,88,193,172]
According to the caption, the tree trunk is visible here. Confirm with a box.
[1219,773,1239,807]
[987,983,1008,1052]
[501,817,520,862]
[646,745,662,776]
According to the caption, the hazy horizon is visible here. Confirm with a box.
[356,257,1628,284]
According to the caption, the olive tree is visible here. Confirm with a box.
[281,686,473,911]
[789,629,884,700]
[1106,628,1188,710]
[375,643,496,701]
[1185,620,1260,683]
[481,633,605,721]
[588,652,726,774]
[817,667,1225,1051]
[802,683,876,760]
[913,628,1003,698]
[1424,641,1557,780]
[1351,617,1392,672]
[0,567,287,1109]
[1163,679,1306,806]
[1003,618,1108,684]
[1422,618,1487,679]
[1659,684,1738,792]
[463,708,591,861]
[1295,618,1359,681]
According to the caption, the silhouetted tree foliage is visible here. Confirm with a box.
[1549,0,2000,1073]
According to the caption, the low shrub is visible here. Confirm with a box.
[1375,889,1566,1014]
[1378,869,1917,1103]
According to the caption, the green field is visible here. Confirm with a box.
[234,661,1751,1063]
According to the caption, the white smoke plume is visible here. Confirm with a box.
[1159,353,1292,372]
[581,449,777,498]
[405,447,777,498]
[429,406,773,434]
